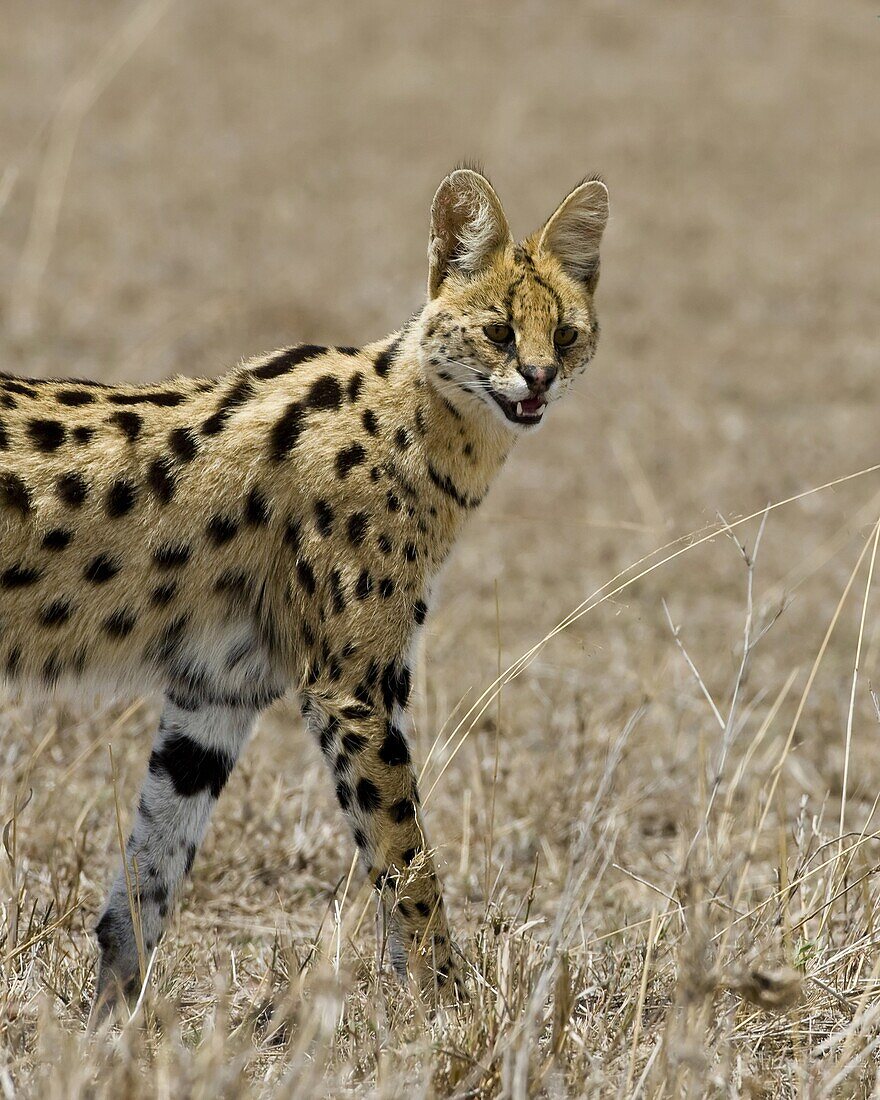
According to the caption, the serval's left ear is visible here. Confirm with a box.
[428,168,512,299]
[536,178,609,292]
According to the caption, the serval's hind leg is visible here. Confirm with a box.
[90,695,259,1021]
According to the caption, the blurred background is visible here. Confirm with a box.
[1,0,879,1088]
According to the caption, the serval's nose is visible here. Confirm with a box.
[517,363,558,395]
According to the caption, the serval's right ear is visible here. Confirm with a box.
[427,169,512,299]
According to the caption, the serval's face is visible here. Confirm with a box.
[420,170,608,432]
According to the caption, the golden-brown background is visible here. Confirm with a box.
[1,2,878,1094]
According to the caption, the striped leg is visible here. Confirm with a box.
[305,691,461,998]
[92,696,258,1016]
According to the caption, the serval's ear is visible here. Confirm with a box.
[428,169,512,299]
[536,178,609,292]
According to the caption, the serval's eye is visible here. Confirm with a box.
[553,325,578,348]
[483,323,514,345]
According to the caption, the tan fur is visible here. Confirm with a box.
[0,169,608,1007]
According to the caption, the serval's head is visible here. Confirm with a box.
[420,168,608,432]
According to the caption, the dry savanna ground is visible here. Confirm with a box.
[1,2,879,1096]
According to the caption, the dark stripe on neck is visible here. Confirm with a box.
[427,464,484,510]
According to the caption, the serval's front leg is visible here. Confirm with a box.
[304,671,460,998]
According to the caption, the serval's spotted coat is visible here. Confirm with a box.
[0,169,608,1015]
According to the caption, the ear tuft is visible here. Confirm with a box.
[537,179,609,290]
[428,169,511,298]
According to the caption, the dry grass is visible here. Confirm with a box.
[2,1,880,1096]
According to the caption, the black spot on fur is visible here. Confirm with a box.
[41,527,73,551]
[318,716,339,755]
[105,478,137,518]
[244,486,271,526]
[338,346,360,357]
[56,390,94,406]
[0,420,8,450]
[381,663,411,711]
[109,391,184,407]
[403,542,418,562]
[335,781,352,812]
[168,427,198,462]
[145,612,190,667]
[307,375,342,410]
[214,569,253,600]
[373,341,398,378]
[27,419,65,452]
[379,578,395,599]
[428,463,482,509]
[251,345,326,380]
[3,381,36,399]
[224,638,255,671]
[297,559,316,595]
[355,570,372,600]
[353,678,374,706]
[94,911,115,953]
[282,519,301,553]
[148,456,176,504]
[329,569,346,613]
[150,883,168,905]
[39,598,73,626]
[347,372,364,402]
[84,553,120,584]
[269,402,305,461]
[379,724,411,767]
[153,542,191,569]
[206,515,238,546]
[41,651,65,686]
[201,377,254,435]
[389,797,417,823]
[413,599,428,625]
[149,733,233,798]
[72,426,94,445]
[5,646,21,677]
[1,564,41,589]
[314,500,334,537]
[104,609,137,638]
[347,512,369,546]
[109,410,142,442]
[151,581,177,606]
[335,443,366,479]
[57,472,88,507]
[342,731,367,754]
[362,409,379,435]
[0,473,32,516]
[341,703,371,720]
[72,645,88,676]
[377,534,392,554]
[386,491,400,513]
[395,426,411,451]
[356,778,382,813]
